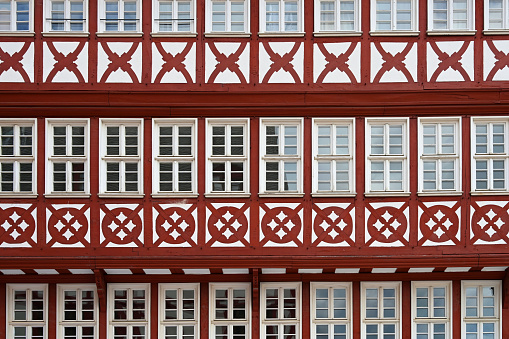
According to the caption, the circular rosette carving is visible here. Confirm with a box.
[261,207,301,243]
[313,207,352,243]
[471,205,509,242]
[155,207,195,244]
[102,208,142,244]
[48,208,88,244]
[0,207,35,243]
[419,205,458,243]
[367,207,407,243]
[208,207,248,243]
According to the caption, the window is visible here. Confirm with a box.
[361,282,401,339]
[371,0,417,32]
[0,119,35,195]
[46,120,88,195]
[419,118,461,193]
[260,0,302,32]
[261,282,301,339]
[366,118,408,194]
[0,0,31,31]
[313,118,355,194]
[45,0,86,32]
[207,119,249,194]
[153,0,194,33]
[472,118,509,192]
[206,0,248,33]
[108,284,149,339]
[428,0,474,32]
[210,283,250,339]
[412,281,452,339]
[57,284,97,339]
[99,0,140,32]
[153,119,196,196]
[7,284,47,339]
[260,118,303,194]
[314,0,360,32]
[100,119,142,195]
[485,0,509,30]
[159,283,199,339]
[311,282,352,339]
[461,280,501,339]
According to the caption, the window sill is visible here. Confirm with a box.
[42,32,90,37]
[204,193,251,198]
[44,193,91,198]
[0,31,35,37]
[311,192,357,197]
[259,193,305,198]
[96,32,144,38]
[313,31,362,37]
[483,29,509,35]
[364,192,411,197]
[470,191,509,196]
[258,32,305,37]
[417,191,463,197]
[150,32,198,38]
[98,193,144,198]
[427,30,476,36]
[369,31,419,36]
[151,193,198,198]
[204,32,251,38]
[0,194,37,198]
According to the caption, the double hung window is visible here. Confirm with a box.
[57,284,97,339]
[311,282,352,339]
[7,284,47,339]
[0,0,31,31]
[153,0,194,33]
[0,119,35,195]
[159,283,199,339]
[428,0,474,32]
[206,0,248,32]
[361,282,401,339]
[371,0,417,32]
[261,282,301,339]
[108,284,149,339]
[314,0,360,32]
[210,283,250,339]
[412,281,452,339]
[45,0,86,32]
[99,0,140,32]
[261,0,302,32]
[462,281,501,339]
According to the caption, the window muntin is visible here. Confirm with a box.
[412,282,452,339]
[100,119,142,195]
[472,118,509,192]
[361,282,401,339]
[428,0,474,31]
[260,0,302,32]
[206,0,248,32]
[371,0,417,32]
[7,284,47,339]
[0,0,31,31]
[159,283,199,339]
[210,283,250,339]
[45,0,86,32]
[153,0,194,33]
[261,282,301,339]
[108,284,149,339]
[153,119,196,195]
[99,0,140,32]
[462,281,501,339]
[314,0,359,32]
[261,119,302,194]
[0,120,35,195]
[311,282,352,339]
[57,284,97,339]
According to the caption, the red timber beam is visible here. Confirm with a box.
[503,268,509,309]
[94,269,106,311]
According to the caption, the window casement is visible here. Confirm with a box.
[0,0,31,31]
[361,282,401,339]
[418,118,461,193]
[98,0,140,32]
[428,0,474,32]
[260,0,303,33]
[370,0,418,33]
[152,0,195,33]
[108,283,149,339]
[411,281,452,339]
[312,118,355,195]
[366,118,409,195]
[0,119,36,196]
[44,0,87,32]
[210,282,251,339]
[6,284,47,339]
[46,119,89,196]
[260,118,303,195]
[485,0,509,31]
[461,280,501,339]
[159,283,199,339]
[311,282,352,339]
[152,119,196,196]
[57,284,97,339]
[207,119,249,195]
[206,0,249,33]
[100,119,143,196]
[313,0,360,33]
[261,282,301,339]
[472,118,509,193]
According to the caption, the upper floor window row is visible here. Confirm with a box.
[2,0,509,34]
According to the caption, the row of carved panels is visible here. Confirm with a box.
[0,200,507,249]
[2,40,509,84]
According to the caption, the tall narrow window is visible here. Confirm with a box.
[7,284,47,339]
[371,0,417,32]
[260,0,302,32]
[210,283,250,339]
[159,283,199,339]
[311,282,352,339]
[362,282,401,339]
[207,119,248,194]
[462,281,501,339]
[0,119,35,195]
[100,119,142,195]
[153,0,194,33]
[99,0,140,32]
[0,0,31,31]
[485,0,509,30]
[153,119,196,195]
[108,284,149,339]
[412,281,452,339]
[314,0,360,32]
[428,0,474,31]
[57,284,97,339]
[45,0,86,32]
[261,282,301,339]
[206,0,248,32]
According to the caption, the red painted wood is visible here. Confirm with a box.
[301,282,310,339]
[402,281,411,338]
[452,280,461,339]
[48,284,56,339]
[352,281,360,339]
[200,282,208,339]
[150,282,158,339]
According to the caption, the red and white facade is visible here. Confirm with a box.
[0,0,509,338]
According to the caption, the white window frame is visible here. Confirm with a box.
[310,282,352,339]
[46,119,89,196]
[6,284,48,339]
[260,118,303,195]
[43,0,88,32]
[471,117,509,193]
[418,117,461,194]
[370,0,418,33]
[427,0,475,33]
[57,284,98,339]
[260,282,301,339]
[206,118,249,196]
[98,0,141,33]
[0,119,36,196]
[206,0,249,33]
[152,118,197,197]
[152,0,196,33]
[461,280,502,339]
[365,118,409,195]
[159,283,199,339]
[361,281,401,339]
[485,0,509,31]
[312,118,355,195]
[209,282,251,339]
[0,0,33,32]
[313,0,361,33]
[411,281,452,339]
[107,283,150,339]
[259,0,304,33]
[99,118,143,196]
